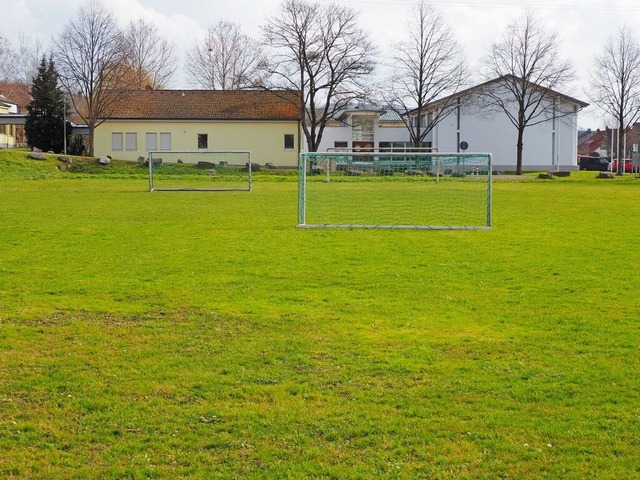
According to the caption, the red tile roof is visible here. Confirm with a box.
[578,129,607,155]
[104,89,302,121]
[0,82,31,112]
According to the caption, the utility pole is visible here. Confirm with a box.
[63,94,67,155]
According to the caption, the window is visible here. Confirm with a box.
[197,133,208,149]
[351,116,374,141]
[159,133,171,151]
[126,132,137,151]
[334,141,348,151]
[146,132,157,151]
[284,134,295,150]
[111,132,123,150]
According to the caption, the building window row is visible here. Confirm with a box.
[112,132,171,152]
[334,141,432,152]
[111,131,295,153]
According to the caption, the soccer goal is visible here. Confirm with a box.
[298,151,492,229]
[148,151,252,191]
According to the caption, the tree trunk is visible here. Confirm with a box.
[516,127,524,175]
[87,127,94,157]
[617,119,625,175]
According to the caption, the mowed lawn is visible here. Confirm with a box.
[0,152,639,479]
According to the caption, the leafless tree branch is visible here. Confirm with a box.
[260,0,375,152]
[588,26,640,174]
[54,0,134,156]
[480,11,574,174]
[125,19,177,89]
[185,21,264,90]
[383,1,468,148]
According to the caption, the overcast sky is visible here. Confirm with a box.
[4,0,640,129]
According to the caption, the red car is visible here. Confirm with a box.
[612,159,634,173]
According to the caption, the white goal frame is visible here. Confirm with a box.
[297,151,493,230]
[148,150,252,192]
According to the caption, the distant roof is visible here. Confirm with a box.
[327,104,404,123]
[0,83,31,112]
[419,75,589,112]
[104,89,302,121]
[578,129,607,155]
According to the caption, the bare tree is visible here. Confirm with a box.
[261,0,375,152]
[125,19,177,89]
[384,1,467,149]
[481,12,574,174]
[0,33,17,89]
[54,0,133,155]
[589,27,640,175]
[15,33,45,85]
[185,21,264,90]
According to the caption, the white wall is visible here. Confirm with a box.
[434,94,580,171]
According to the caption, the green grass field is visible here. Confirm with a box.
[1,150,639,478]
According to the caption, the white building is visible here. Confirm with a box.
[316,105,422,153]
[421,76,589,172]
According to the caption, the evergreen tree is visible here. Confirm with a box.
[25,56,70,153]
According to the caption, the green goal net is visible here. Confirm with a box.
[298,152,492,229]
[148,151,252,191]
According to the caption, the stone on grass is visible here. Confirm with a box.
[29,152,47,160]
[597,172,614,179]
[98,156,111,165]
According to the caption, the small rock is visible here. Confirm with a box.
[32,147,42,152]
[29,152,47,160]
[98,156,111,165]
[57,156,72,164]
[539,172,554,179]
[137,156,146,163]
[598,172,614,179]
[265,162,278,169]
[197,161,216,169]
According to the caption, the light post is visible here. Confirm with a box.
[63,94,67,155]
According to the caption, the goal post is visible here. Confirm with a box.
[148,150,252,191]
[298,151,492,230]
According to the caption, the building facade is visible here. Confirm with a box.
[94,90,302,167]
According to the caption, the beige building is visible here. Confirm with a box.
[94,89,302,167]
[0,95,19,148]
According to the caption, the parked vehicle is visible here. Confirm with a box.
[578,155,610,171]
[612,159,633,173]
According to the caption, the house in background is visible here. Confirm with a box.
[316,105,420,153]
[417,76,589,172]
[0,83,31,148]
[578,125,640,159]
[94,89,302,167]
[0,95,19,148]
